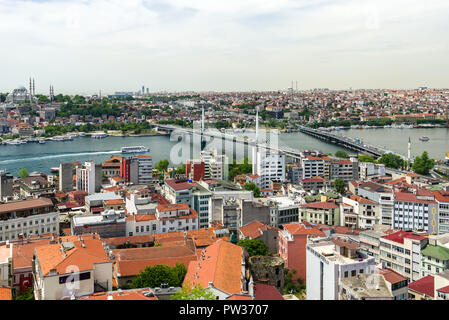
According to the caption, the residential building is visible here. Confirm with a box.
[378,267,409,300]
[183,240,248,300]
[339,274,393,300]
[358,181,394,227]
[421,242,449,277]
[76,161,102,194]
[101,156,122,178]
[59,163,73,193]
[301,156,325,180]
[238,199,271,228]
[306,238,376,300]
[434,190,449,234]
[393,191,438,234]
[0,198,59,242]
[0,170,13,201]
[252,148,285,190]
[18,176,55,198]
[330,158,358,181]
[33,234,112,300]
[300,201,340,226]
[278,222,325,281]
[340,195,380,229]
[200,150,226,180]
[379,230,428,281]
[239,220,279,254]
[71,210,126,238]
[0,243,12,287]
[359,162,386,180]
[120,155,153,185]
[186,159,205,182]
[359,229,389,263]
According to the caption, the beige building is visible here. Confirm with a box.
[340,195,380,229]
[33,235,112,300]
[379,231,428,281]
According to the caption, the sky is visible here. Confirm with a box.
[0,0,448,94]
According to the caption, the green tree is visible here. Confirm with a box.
[155,159,170,172]
[175,164,186,175]
[228,157,252,180]
[378,153,405,169]
[237,239,269,257]
[14,288,34,300]
[335,150,349,159]
[358,154,376,163]
[243,182,261,198]
[18,168,29,178]
[412,151,435,175]
[130,263,187,289]
[334,178,346,194]
[171,282,216,300]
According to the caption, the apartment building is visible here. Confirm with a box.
[33,235,112,300]
[263,196,300,228]
[340,195,380,229]
[278,222,325,281]
[200,150,226,180]
[359,229,389,263]
[393,191,438,234]
[301,156,325,180]
[359,162,386,180]
[306,238,376,300]
[252,148,285,190]
[120,155,153,185]
[186,160,205,182]
[358,181,394,227]
[0,198,59,242]
[71,210,126,238]
[379,231,428,281]
[330,158,358,181]
[420,237,449,277]
[76,161,102,194]
[300,201,340,226]
[434,190,449,234]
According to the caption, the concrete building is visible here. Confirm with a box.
[299,201,340,226]
[359,229,389,263]
[71,210,126,238]
[186,160,205,182]
[306,238,376,300]
[59,163,73,193]
[0,198,59,242]
[340,195,380,229]
[76,161,102,194]
[393,191,439,234]
[379,230,428,281]
[434,190,449,234]
[0,170,13,201]
[420,240,449,278]
[358,181,394,227]
[200,150,226,180]
[339,274,393,300]
[330,158,358,181]
[33,235,112,300]
[359,162,386,180]
[252,148,285,190]
[301,156,325,180]
[0,243,13,288]
[120,155,153,185]
[239,221,279,254]
[239,199,271,228]
[278,222,325,281]
[378,267,409,300]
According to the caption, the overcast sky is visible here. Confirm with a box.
[1,0,448,95]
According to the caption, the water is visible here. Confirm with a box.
[341,128,449,159]
[1,129,447,176]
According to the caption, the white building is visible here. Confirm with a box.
[306,238,376,300]
[76,161,102,194]
[252,147,285,190]
[0,198,59,242]
[200,150,227,181]
[359,162,386,180]
[33,235,112,300]
[0,242,12,287]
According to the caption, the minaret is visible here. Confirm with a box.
[252,107,259,175]
[29,78,33,103]
[408,137,411,167]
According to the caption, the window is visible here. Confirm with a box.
[351,270,356,277]
[344,271,349,278]
[136,227,139,233]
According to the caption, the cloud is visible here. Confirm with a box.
[0,0,448,93]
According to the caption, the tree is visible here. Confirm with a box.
[334,178,346,194]
[171,282,216,300]
[130,263,187,289]
[335,150,349,159]
[18,168,29,178]
[155,159,170,172]
[237,239,269,257]
[14,288,34,300]
[412,151,435,175]
[228,157,252,180]
[175,164,186,175]
[243,182,261,198]
[358,154,376,163]
[378,153,405,169]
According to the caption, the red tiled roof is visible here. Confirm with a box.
[165,179,195,191]
[239,221,279,239]
[300,201,338,209]
[282,223,325,237]
[394,192,436,204]
[409,275,434,297]
[378,268,407,284]
[437,284,449,294]
[76,289,158,300]
[253,283,284,300]
[382,231,426,244]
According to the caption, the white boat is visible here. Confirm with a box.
[419,136,430,142]
[121,146,150,153]
[79,132,86,137]
[91,133,108,139]
[38,139,46,144]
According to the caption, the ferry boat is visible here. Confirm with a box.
[121,146,150,153]
[419,136,430,141]
[91,133,108,139]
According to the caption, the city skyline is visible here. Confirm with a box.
[1,0,449,94]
